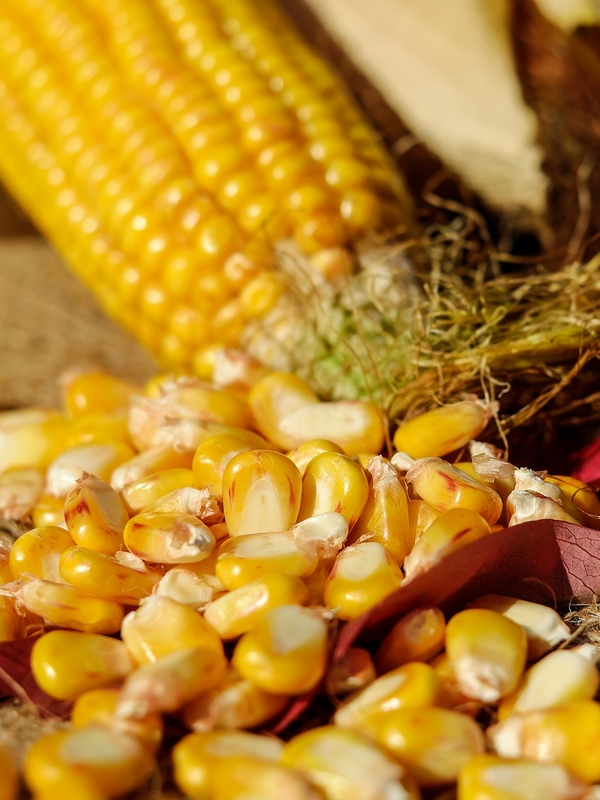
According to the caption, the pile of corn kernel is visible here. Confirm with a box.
[0,349,599,800]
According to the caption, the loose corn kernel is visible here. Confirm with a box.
[46,442,135,497]
[63,372,140,417]
[292,512,349,561]
[506,490,580,526]
[405,457,503,525]
[327,647,376,696]
[278,401,386,457]
[0,596,20,642]
[282,725,419,800]
[498,645,600,720]
[32,492,66,528]
[153,567,215,609]
[183,668,289,732]
[66,412,131,448]
[64,475,129,554]
[192,429,269,495]
[376,706,486,788]
[121,594,223,665]
[429,652,484,714]
[0,742,18,800]
[466,595,571,661]
[172,730,283,800]
[393,401,490,459]
[457,753,589,800]
[0,408,69,473]
[213,753,323,800]
[324,542,403,620]
[546,474,600,519]
[334,662,442,735]
[142,486,222,525]
[403,508,493,580]
[286,439,345,476]
[488,700,600,783]
[407,498,442,542]
[178,550,227,594]
[71,687,163,753]
[9,525,74,582]
[23,725,156,798]
[348,456,412,563]
[120,468,197,514]
[232,604,328,695]
[215,530,318,590]
[297,451,369,531]
[58,546,160,605]
[210,349,273,393]
[204,573,309,639]
[16,577,123,634]
[445,608,528,703]
[0,467,44,520]
[222,449,302,536]
[247,372,320,451]
[375,606,446,673]
[31,630,134,701]
[116,645,227,719]
[30,771,105,800]
[123,510,215,563]
[110,445,195,491]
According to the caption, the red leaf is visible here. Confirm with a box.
[571,436,600,483]
[0,636,72,719]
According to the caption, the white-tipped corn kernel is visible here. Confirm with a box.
[123,511,215,563]
[0,468,44,521]
[292,512,349,560]
[46,443,134,497]
[110,445,194,492]
[153,568,215,609]
[506,490,580,526]
[247,372,320,451]
[64,475,129,554]
[279,401,386,456]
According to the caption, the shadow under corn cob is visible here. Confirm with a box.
[0,0,411,371]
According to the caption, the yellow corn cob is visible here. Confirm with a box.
[31,630,134,701]
[0,0,405,374]
[23,725,156,798]
[457,754,589,800]
[375,606,446,673]
[71,687,164,752]
[172,730,283,800]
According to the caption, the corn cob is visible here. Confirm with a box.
[0,0,409,377]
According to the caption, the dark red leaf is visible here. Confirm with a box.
[0,636,72,719]
[571,436,600,483]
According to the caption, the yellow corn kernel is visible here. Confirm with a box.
[405,457,503,525]
[247,372,320,451]
[458,753,589,800]
[324,542,403,620]
[32,492,66,528]
[232,604,328,695]
[297,451,369,531]
[506,490,581,526]
[0,742,18,800]
[327,647,376,696]
[466,595,571,661]
[286,439,345,476]
[204,573,309,640]
[213,754,322,800]
[46,442,135,497]
[30,771,106,800]
[121,594,223,665]
[446,608,528,703]
[546,474,600,518]
[123,510,215,563]
[210,349,273,393]
[403,508,493,580]
[407,498,442,543]
[222,449,302,537]
[0,408,69,473]
[334,662,442,735]
[23,725,156,798]
[497,645,599,721]
[430,652,484,714]
[58,546,160,605]
[66,412,131,448]
[215,531,318,590]
[142,486,222,525]
[282,725,420,800]
[348,456,412,563]
[0,467,44,520]
[375,606,446,673]
[120,468,196,515]
[63,372,140,417]
[488,700,600,783]
[154,566,215,608]
[377,706,486,788]
[292,511,349,561]
[178,550,227,594]
[0,596,20,643]
[192,430,269,496]
[64,475,129,554]
[172,730,283,800]
[183,668,289,732]
[31,630,134,701]
[9,525,74,582]
[116,645,227,719]
[393,401,489,459]
[0,541,12,586]
[110,445,195,491]
[71,687,163,753]
[16,576,123,634]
